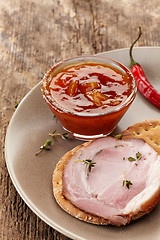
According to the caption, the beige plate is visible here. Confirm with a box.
[5,47,160,240]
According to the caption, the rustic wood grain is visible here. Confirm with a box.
[0,0,160,239]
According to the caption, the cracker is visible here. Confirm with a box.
[121,119,160,154]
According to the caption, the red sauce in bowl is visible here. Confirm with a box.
[42,56,137,140]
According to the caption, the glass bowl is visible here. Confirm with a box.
[41,56,137,140]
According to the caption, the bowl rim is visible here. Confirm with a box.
[41,55,137,117]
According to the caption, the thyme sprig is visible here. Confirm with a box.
[49,130,68,140]
[35,130,68,155]
[83,159,96,172]
[122,171,133,189]
[75,159,96,174]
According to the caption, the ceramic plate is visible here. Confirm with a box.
[5,47,160,240]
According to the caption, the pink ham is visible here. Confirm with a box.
[62,137,160,226]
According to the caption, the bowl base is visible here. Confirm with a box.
[63,127,113,141]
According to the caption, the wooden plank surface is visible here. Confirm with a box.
[0,0,160,239]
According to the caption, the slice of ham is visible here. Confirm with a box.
[62,137,160,226]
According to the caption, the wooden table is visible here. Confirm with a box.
[1,0,160,239]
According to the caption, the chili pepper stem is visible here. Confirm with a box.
[129,26,142,68]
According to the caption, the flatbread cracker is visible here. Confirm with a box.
[121,119,160,154]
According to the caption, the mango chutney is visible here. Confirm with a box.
[41,56,137,140]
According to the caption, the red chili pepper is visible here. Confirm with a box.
[129,27,160,108]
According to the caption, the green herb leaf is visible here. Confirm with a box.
[128,157,136,162]
[125,180,133,189]
[61,132,68,139]
[14,101,19,110]
[40,140,53,149]
[75,159,96,174]
[51,136,56,141]
[123,179,125,186]
[136,152,142,160]
[122,179,133,189]
[114,134,122,140]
